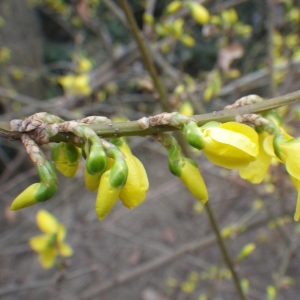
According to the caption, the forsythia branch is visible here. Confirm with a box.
[1,90,300,144]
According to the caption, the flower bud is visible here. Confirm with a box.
[95,169,121,221]
[84,169,102,192]
[143,13,154,25]
[235,243,256,262]
[165,1,182,15]
[183,121,205,150]
[11,163,58,210]
[115,140,149,209]
[180,34,195,47]
[172,18,184,38]
[85,142,107,175]
[186,2,210,25]
[179,158,208,204]
[95,156,128,220]
[51,142,81,178]
[200,122,259,169]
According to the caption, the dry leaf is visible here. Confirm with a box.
[218,43,244,72]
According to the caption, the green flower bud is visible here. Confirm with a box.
[168,145,183,176]
[183,121,205,150]
[109,159,128,189]
[178,158,208,204]
[11,162,58,210]
[86,142,107,175]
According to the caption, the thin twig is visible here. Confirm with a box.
[118,0,171,112]
[81,213,279,299]
[117,1,247,298]
[266,0,277,97]
[205,204,246,299]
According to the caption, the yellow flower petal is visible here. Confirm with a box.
[95,170,121,221]
[57,224,66,242]
[36,210,58,233]
[39,248,57,269]
[84,168,101,192]
[10,183,40,210]
[201,122,259,169]
[278,139,300,181]
[29,235,50,252]
[290,177,300,222]
[180,158,208,204]
[239,132,272,183]
[263,135,276,157]
[59,242,73,257]
[208,127,258,157]
[119,147,149,209]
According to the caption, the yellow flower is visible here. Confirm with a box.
[29,210,73,269]
[239,131,272,183]
[179,158,208,204]
[265,135,300,221]
[58,74,91,96]
[76,57,92,73]
[118,141,149,209]
[273,137,300,181]
[200,122,259,169]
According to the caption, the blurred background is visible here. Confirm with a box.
[1,0,300,299]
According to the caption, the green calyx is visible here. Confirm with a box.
[51,143,61,161]
[65,143,81,163]
[51,142,81,177]
[183,121,205,150]
[109,159,128,189]
[34,179,58,202]
[168,157,183,177]
[262,110,283,127]
[35,162,58,202]
[273,135,285,160]
[110,137,128,148]
[37,161,58,185]
[200,121,221,129]
[168,145,183,177]
[10,158,58,210]
[183,157,198,168]
[51,142,79,163]
[86,142,107,175]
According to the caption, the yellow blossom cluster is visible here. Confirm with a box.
[9,103,300,224]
